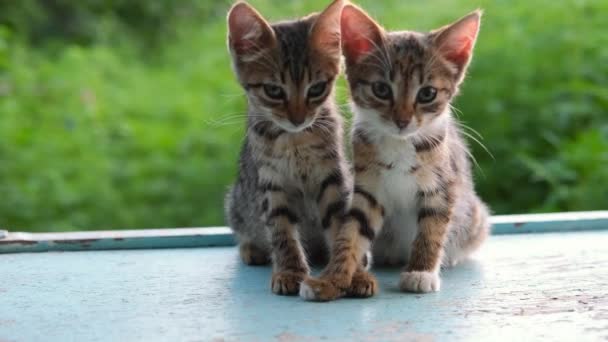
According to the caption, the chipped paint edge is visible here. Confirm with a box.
[1,211,607,254]
[490,211,608,234]
[0,227,235,254]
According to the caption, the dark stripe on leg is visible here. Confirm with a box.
[317,171,343,202]
[354,186,378,207]
[259,182,283,193]
[418,207,450,223]
[261,198,269,212]
[321,200,346,229]
[347,208,375,241]
[268,207,299,224]
[417,188,443,198]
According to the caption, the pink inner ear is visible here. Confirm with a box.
[231,35,257,54]
[228,5,267,55]
[310,0,343,52]
[341,7,377,63]
[342,30,373,62]
[444,37,473,66]
[441,18,479,67]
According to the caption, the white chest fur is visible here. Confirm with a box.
[372,137,420,265]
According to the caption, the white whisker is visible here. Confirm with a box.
[459,129,494,161]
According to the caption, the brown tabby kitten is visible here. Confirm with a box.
[300,5,490,301]
[224,1,352,295]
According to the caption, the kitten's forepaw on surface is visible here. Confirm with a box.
[346,270,378,298]
[299,277,345,301]
[271,271,305,295]
[239,243,270,265]
[399,271,440,293]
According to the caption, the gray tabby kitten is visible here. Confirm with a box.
[224,0,351,295]
[301,5,491,301]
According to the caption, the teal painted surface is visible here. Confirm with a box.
[1,231,607,341]
[1,211,607,254]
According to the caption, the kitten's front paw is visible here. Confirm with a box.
[299,276,345,302]
[271,271,305,295]
[399,271,440,293]
[346,270,378,298]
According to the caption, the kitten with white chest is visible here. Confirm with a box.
[224,1,352,296]
[301,5,491,301]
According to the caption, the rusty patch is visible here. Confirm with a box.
[361,321,433,342]
[0,240,38,246]
[0,319,17,327]
[52,239,99,245]
[275,332,316,342]
[514,222,525,228]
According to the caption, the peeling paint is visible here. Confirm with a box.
[52,239,99,245]
[0,240,38,246]
[275,332,316,342]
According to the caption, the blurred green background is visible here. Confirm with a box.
[0,0,606,232]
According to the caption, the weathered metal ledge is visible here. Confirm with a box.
[1,211,607,254]
[0,227,234,254]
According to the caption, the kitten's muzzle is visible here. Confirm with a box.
[278,115,314,133]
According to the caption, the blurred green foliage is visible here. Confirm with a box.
[0,0,607,232]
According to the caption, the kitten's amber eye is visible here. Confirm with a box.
[371,82,392,100]
[263,84,285,100]
[416,86,437,104]
[307,82,327,98]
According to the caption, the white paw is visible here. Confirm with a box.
[399,271,440,293]
[298,281,316,300]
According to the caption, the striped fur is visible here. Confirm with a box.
[301,6,490,301]
[224,1,352,296]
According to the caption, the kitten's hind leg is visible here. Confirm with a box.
[239,241,271,265]
[444,196,490,267]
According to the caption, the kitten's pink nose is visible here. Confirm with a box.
[394,119,410,129]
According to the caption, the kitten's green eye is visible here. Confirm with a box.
[307,82,327,98]
[416,86,437,104]
[263,84,285,100]
[371,82,392,100]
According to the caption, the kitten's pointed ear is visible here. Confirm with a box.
[227,2,276,60]
[310,0,344,57]
[340,4,384,65]
[431,10,481,74]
